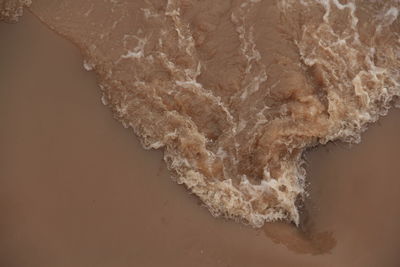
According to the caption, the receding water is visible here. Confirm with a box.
[1,1,400,266]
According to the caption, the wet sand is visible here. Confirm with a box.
[1,8,400,267]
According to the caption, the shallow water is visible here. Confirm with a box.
[1,10,400,266]
[0,0,31,22]
[18,0,399,229]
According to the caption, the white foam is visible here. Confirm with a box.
[83,60,94,71]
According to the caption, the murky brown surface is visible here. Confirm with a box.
[1,2,400,267]
[24,0,400,227]
[0,0,30,22]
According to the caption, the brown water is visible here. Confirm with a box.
[0,0,31,22]
[1,2,400,267]
[25,0,400,228]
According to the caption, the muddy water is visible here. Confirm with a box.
[25,0,400,229]
[0,0,31,22]
[1,3,400,267]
